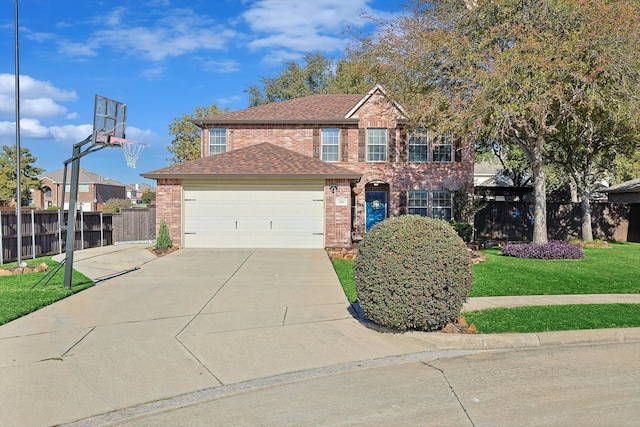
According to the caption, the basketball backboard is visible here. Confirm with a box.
[93,95,127,143]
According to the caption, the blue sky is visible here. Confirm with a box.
[0,0,400,187]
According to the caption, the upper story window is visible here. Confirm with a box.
[432,134,453,162]
[321,128,340,162]
[209,129,227,156]
[432,191,453,220]
[408,190,429,216]
[43,187,52,197]
[408,129,429,162]
[366,128,387,162]
[65,184,89,193]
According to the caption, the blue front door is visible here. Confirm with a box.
[366,191,387,231]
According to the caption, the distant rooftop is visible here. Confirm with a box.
[39,168,126,186]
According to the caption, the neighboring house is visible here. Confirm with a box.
[473,161,533,202]
[473,161,501,187]
[141,85,474,249]
[33,168,126,211]
[600,178,640,204]
[600,178,640,243]
[126,182,154,205]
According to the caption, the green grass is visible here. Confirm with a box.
[464,304,640,333]
[332,259,357,303]
[0,257,94,325]
[470,242,640,296]
[330,242,640,333]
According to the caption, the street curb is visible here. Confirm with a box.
[402,327,640,350]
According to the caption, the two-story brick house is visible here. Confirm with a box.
[33,168,126,211]
[141,85,474,249]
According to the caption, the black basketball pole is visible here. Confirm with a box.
[62,136,106,289]
[14,0,22,265]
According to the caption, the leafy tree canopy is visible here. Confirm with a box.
[247,52,373,106]
[0,145,43,204]
[354,0,640,242]
[167,104,226,164]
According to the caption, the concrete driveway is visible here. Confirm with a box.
[1,246,460,426]
[2,244,639,426]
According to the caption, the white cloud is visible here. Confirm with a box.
[22,98,68,118]
[61,7,238,63]
[124,126,158,144]
[202,59,241,74]
[242,0,379,55]
[49,124,93,142]
[0,74,77,119]
[0,119,40,138]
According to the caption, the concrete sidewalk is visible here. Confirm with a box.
[1,244,639,427]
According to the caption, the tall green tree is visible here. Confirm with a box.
[247,52,372,106]
[167,104,226,164]
[0,145,43,204]
[611,151,640,185]
[354,0,640,243]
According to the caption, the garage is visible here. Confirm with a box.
[183,184,325,248]
[142,143,360,250]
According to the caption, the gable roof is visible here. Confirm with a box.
[345,84,407,119]
[141,142,361,180]
[39,168,125,186]
[600,178,640,194]
[193,94,364,126]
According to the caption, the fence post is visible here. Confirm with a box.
[58,208,62,254]
[100,211,104,246]
[0,211,3,265]
[31,209,36,260]
[80,208,84,250]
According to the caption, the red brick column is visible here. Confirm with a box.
[155,178,182,246]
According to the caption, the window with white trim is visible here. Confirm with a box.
[209,129,226,156]
[432,134,453,162]
[366,128,387,162]
[432,191,452,220]
[408,190,429,216]
[408,129,429,162]
[321,128,340,162]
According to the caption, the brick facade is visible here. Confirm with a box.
[148,86,474,249]
[33,177,126,211]
[155,178,183,246]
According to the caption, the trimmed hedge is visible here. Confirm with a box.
[500,242,584,260]
[353,215,473,331]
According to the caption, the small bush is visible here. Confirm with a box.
[500,242,584,260]
[155,219,172,250]
[353,215,473,332]
[103,198,133,213]
[449,220,473,243]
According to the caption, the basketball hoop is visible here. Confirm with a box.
[110,136,146,168]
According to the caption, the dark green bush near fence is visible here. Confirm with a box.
[450,220,473,243]
[354,215,473,331]
[155,219,172,250]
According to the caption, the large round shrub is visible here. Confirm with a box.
[353,215,473,331]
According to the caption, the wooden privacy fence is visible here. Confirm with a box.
[0,209,113,264]
[111,206,156,243]
[0,206,157,264]
[474,201,634,242]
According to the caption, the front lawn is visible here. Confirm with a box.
[464,304,640,333]
[330,242,640,333]
[470,242,640,296]
[0,257,93,325]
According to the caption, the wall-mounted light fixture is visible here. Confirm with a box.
[329,183,338,194]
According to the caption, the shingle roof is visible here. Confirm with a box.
[601,178,640,193]
[192,94,365,125]
[39,168,125,186]
[141,142,361,179]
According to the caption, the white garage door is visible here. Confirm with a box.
[183,186,325,248]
